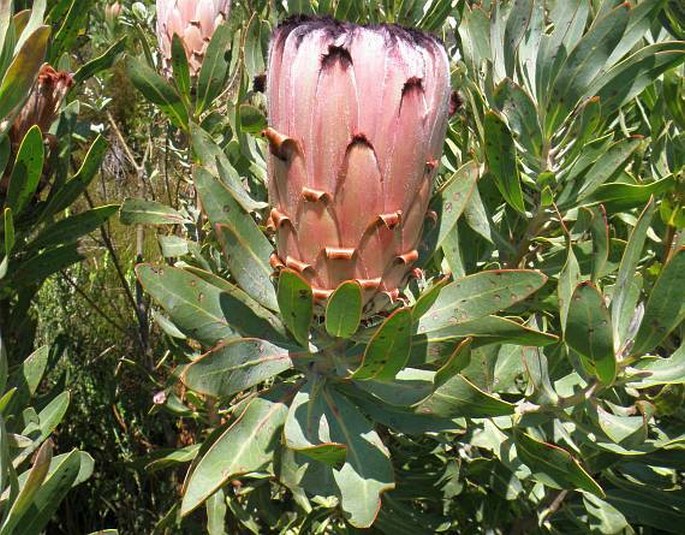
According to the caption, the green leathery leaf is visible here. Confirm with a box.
[632,247,685,355]
[277,269,312,348]
[0,416,8,497]
[558,137,644,208]
[325,386,395,528]
[127,57,188,129]
[0,439,52,535]
[0,25,49,128]
[522,346,559,406]
[548,3,630,127]
[434,338,473,387]
[566,281,616,384]
[415,315,558,347]
[195,166,276,310]
[29,391,70,448]
[136,264,286,346]
[630,342,685,388]
[426,161,479,253]
[43,135,108,218]
[412,276,449,320]
[8,345,48,406]
[612,200,655,345]
[483,111,525,213]
[558,241,581,333]
[592,42,685,116]
[215,223,278,312]
[357,368,435,408]
[352,308,412,381]
[145,445,200,473]
[417,270,547,334]
[581,175,675,212]
[181,338,294,398]
[49,0,94,61]
[535,0,590,102]
[284,379,347,467]
[238,104,267,134]
[119,198,188,225]
[503,0,534,77]
[514,430,604,497]
[325,281,362,339]
[196,23,232,114]
[493,78,542,160]
[206,488,227,535]
[604,484,685,532]
[340,382,461,435]
[414,373,514,418]
[180,391,288,516]
[170,33,191,102]
[3,207,14,256]
[73,36,126,84]
[5,125,43,216]
[588,205,609,282]
[9,243,83,287]
[28,205,118,250]
[189,123,266,212]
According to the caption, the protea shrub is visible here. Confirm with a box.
[155,0,231,76]
[264,17,451,313]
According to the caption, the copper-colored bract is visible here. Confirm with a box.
[265,16,450,312]
[155,0,231,76]
[9,64,73,149]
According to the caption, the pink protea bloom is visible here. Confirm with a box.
[264,17,450,312]
[9,64,73,149]
[155,0,231,76]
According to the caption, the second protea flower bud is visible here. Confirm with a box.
[264,17,450,312]
[155,0,231,76]
[9,64,73,149]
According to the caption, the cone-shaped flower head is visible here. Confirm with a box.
[9,64,73,148]
[265,17,450,311]
[155,0,231,76]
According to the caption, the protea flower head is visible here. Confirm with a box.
[9,64,73,149]
[264,17,450,312]
[155,0,231,76]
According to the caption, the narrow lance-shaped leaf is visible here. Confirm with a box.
[119,198,189,225]
[566,281,617,385]
[170,33,191,102]
[423,161,479,256]
[194,165,277,310]
[127,57,188,129]
[558,241,581,333]
[196,23,232,114]
[4,125,43,216]
[612,200,655,345]
[0,25,50,127]
[514,430,604,497]
[483,111,526,213]
[548,3,630,127]
[632,247,685,355]
[42,135,108,218]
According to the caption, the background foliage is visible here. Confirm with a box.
[0,0,683,533]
